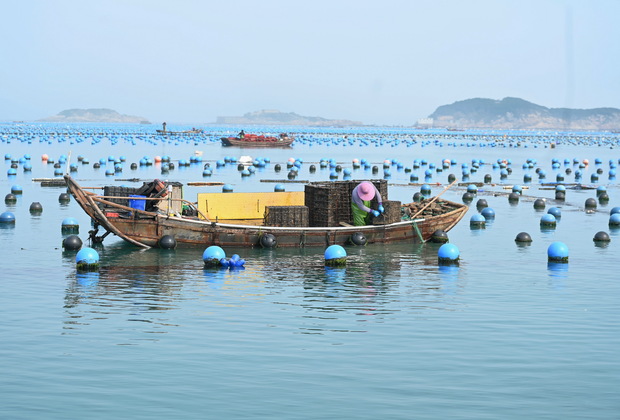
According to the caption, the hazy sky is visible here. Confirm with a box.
[1,0,619,125]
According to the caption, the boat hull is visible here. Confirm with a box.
[221,137,294,147]
[64,175,467,248]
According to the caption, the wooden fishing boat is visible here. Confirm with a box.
[64,175,467,249]
[221,133,294,147]
[156,128,203,135]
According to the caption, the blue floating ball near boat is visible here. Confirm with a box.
[438,243,460,263]
[512,185,522,194]
[609,213,620,227]
[222,184,233,193]
[202,169,212,177]
[324,245,347,266]
[547,207,561,218]
[555,184,566,192]
[76,247,99,265]
[470,213,486,228]
[540,213,557,227]
[547,241,569,262]
[467,184,477,194]
[203,246,226,267]
[420,184,431,195]
[62,217,79,229]
[274,184,285,192]
[480,207,495,219]
[0,211,16,224]
[11,185,23,194]
[241,169,250,177]
[610,207,620,216]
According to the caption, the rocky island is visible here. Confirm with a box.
[428,97,620,130]
[215,109,362,127]
[39,108,150,124]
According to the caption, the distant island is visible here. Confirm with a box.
[215,109,363,127]
[39,108,150,124]
[427,97,620,130]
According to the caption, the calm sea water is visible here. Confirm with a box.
[1,123,619,419]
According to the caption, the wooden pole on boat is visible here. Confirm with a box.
[410,179,458,220]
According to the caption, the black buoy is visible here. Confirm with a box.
[335,165,342,172]
[462,192,474,203]
[599,193,610,203]
[412,192,422,202]
[5,193,17,204]
[349,232,368,246]
[260,233,277,248]
[476,198,488,210]
[508,192,520,204]
[555,191,566,201]
[274,164,281,172]
[62,235,83,251]
[447,174,456,183]
[593,231,611,242]
[158,235,177,249]
[484,174,492,183]
[58,193,71,203]
[585,198,597,210]
[53,162,61,168]
[130,163,138,170]
[515,232,533,243]
[237,163,244,171]
[309,164,316,173]
[372,165,379,174]
[93,162,101,169]
[430,229,449,244]
[533,198,546,210]
[29,202,43,214]
[287,170,296,179]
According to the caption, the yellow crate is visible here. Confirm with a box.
[197,191,305,221]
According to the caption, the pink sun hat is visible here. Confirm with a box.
[358,181,375,201]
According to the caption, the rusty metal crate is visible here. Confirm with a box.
[305,180,389,227]
[372,200,402,225]
[264,205,309,227]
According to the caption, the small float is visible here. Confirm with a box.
[64,175,467,248]
[220,133,294,147]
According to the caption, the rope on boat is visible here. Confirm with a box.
[411,220,424,242]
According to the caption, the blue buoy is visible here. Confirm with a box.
[470,213,486,229]
[0,211,16,224]
[7,167,17,176]
[547,241,569,263]
[222,184,233,193]
[512,185,522,194]
[11,185,23,194]
[609,213,620,227]
[203,245,226,267]
[61,217,79,231]
[610,207,620,216]
[466,184,477,194]
[420,184,432,195]
[75,247,100,270]
[480,207,495,219]
[547,207,562,218]
[274,183,285,192]
[438,243,460,265]
[540,213,557,227]
[324,244,347,267]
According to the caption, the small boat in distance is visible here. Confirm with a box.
[64,175,468,249]
[156,128,203,135]
[221,133,294,147]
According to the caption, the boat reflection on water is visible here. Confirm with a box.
[62,241,468,337]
